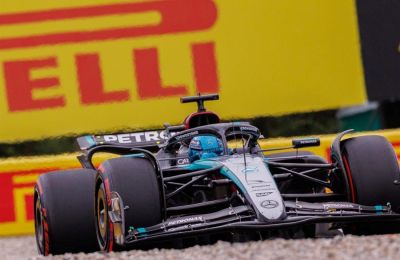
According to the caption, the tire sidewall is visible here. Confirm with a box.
[34,185,51,256]
[95,172,115,252]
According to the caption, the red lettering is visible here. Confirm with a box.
[0,174,15,222]
[134,48,188,99]
[76,53,130,104]
[4,58,64,112]
[0,0,217,50]
[25,194,34,221]
[192,42,219,93]
[0,169,58,224]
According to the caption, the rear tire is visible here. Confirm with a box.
[342,135,400,234]
[95,157,162,251]
[34,169,99,255]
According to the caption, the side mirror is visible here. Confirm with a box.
[292,138,320,148]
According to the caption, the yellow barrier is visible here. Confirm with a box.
[2,129,400,236]
[0,0,365,142]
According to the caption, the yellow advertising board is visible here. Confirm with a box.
[0,153,109,236]
[2,129,400,236]
[0,0,366,142]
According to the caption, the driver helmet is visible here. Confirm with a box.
[188,135,224,162]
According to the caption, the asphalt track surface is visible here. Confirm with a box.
[2,234,400,260]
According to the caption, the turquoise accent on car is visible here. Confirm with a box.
[136,227,147,234]
[123,154,145,158]
[220,167,246,193]
[182,160,246,194]
[85,136,96,147]
[182,160,221,171]
[375,205,384,212]
[136,227,148,237]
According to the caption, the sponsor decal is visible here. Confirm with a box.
[247,180,274,192]
[240,126,257,132]
[256,192,273,197]
[175,131,199,141]
[177,158,190,165]
[292,138,320,148]
[241,166,258,173]
[166,216,203,227]
[102,130,169,144]
[167,223,203,232]
[322,203,355,210]
[260,200,279,209]
[247,180,268,184]
[242,166,258,173]
[298,139,319,145]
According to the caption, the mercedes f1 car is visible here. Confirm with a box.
[34,94,400,255]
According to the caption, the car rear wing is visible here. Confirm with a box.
[77,126,185,151]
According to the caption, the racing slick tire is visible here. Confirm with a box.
[95,157,162,251]
[34,169,99,255]
[341,135,400,234]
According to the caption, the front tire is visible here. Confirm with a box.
[95,157,162,251]
[341,135,400,234]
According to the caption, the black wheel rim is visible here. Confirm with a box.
[96,183,108,249]
[34,195,45,254]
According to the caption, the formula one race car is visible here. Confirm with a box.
[34,94,400,255]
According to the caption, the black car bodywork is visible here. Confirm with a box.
[34,94,400,255]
